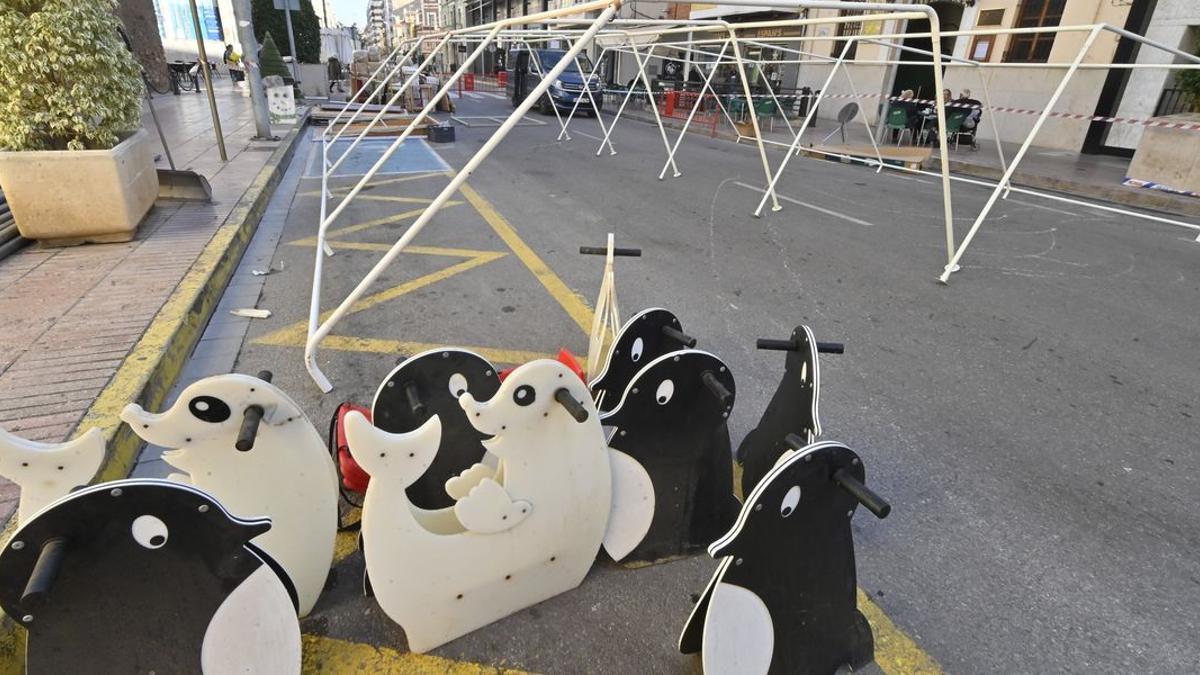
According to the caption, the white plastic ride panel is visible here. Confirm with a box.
[0,425,105,526]
[121,374,338,617]
[202,564,302,674]
[603,447,654,561]
[345,359,624,653]
[702,582,774,675]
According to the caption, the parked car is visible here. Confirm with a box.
[505,49,604,115]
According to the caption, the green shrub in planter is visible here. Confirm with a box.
[0,0,143,150]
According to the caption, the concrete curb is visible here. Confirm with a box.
[0,119,308,670]
[619,109,1200,218]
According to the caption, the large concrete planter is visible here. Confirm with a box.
[0,129,159,246]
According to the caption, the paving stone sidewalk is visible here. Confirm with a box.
[0,85,293,522]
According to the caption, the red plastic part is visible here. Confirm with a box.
[335,403,372,494]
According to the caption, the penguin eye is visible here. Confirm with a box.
[631,337,644,362]
[655,379,675,405]
[131,515,169,549]
[780,485,801,517]
[448,373,469,398]
[513,384,536,407]
[188,396,231,424]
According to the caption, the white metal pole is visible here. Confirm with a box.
[975,66,1010,196]
[751,38,853,217]
[305,4,620,391]
[728,25,781,212]
[938,25,1103,283]
[837,58,885,172]
[596,48,643,156]
[658,40,730,180]
[527,44,574,141]
[326,38,426,146]
[631,44,681,177]
[327,36,449,175]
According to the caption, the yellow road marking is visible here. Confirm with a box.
[255,250,507,349]
[303,170,447,193]
[333,529,359,565]
[302,635,535,674]
[457,181,594,335]
[289,202,463,245]
[296,241,503,258]
[859,589,944,674]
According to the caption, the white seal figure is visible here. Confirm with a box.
[345,359,653,653]
[0,425,105,526]
[120,374,338,617]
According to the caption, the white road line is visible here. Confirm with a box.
[888,173,931,184]
[481,92,506,99]
[463,92,482,99]
[573,130,604,142]
[734,182,875,227]
[1002,196,1083,218]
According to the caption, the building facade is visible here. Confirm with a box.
[687,0,1199,153]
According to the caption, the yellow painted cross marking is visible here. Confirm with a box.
[274,177,941,675]
[302,635,535,674]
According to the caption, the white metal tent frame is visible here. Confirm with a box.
[305,1,1200,391]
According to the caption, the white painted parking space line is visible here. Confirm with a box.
[573,130,604,142]
[481,92,506,99]
[1003,196,1083,218]
[734,182,875,227]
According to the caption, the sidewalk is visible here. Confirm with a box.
[620,105,1200,218]
[0,84,303,524]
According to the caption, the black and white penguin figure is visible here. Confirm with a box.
[736,325,821,497]
[372,349,500,509]
[679,440,889,675]
[601,349,741,562]
[590,308,696,414]
[0,479,301,674]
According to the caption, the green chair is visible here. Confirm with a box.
[729,97,749,122]
[754,98,778,131]
[882,106,912,145]
[936,109,970,149]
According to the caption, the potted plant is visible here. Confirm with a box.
[0,0,158,245]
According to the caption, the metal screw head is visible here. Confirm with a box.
[198,505,210,513]
[852,458,860,466]
[631,387,639,395]
[735,558,744,566]
[673,355,680,362]
[719,366,726,372]
[442,352,449,358]
[110,488,123,497]
[21,615,32,623]
[10,541,23,551]
[485,370,493,377]
[619,429,627,436]
[804,455,813,462]
[847,509,854,517]
[754,503,763,511]
[386,381,395,388]
[722,411,729,418]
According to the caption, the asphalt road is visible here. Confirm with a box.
[227,95,1200,673]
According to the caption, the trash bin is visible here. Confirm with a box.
[464,73,475,91]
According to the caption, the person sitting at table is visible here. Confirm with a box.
[955,89,983,149]
[889,89,920,142]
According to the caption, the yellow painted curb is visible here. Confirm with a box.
[0,120,308,670]
[302,635,535,674]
